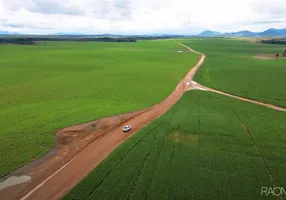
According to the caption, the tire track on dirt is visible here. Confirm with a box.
[127,153,150,200]
[144,128,172,200]
[233,110,283,200]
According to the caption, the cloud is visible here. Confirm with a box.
[92,0,132,20]
[0,0,285,34]
[3,0,83,15]
[248,20,286,25]
[250,0,286,16]
[3,23,25,28]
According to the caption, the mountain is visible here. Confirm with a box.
[53,32,86,36]
[198,30,221,37]
[229,30,259,37]
[100,33,121,36]
[260,28,286,36]
[198,28,286,37]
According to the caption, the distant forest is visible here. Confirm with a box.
[261,38,286,45]
[0,35,181,45]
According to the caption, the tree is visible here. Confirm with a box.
[276,53,279,58]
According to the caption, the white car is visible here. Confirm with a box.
[122,125,132,132]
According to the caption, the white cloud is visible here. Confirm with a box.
[250,0,286,16]
[0,0,285,34]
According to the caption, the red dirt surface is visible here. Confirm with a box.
[0,43,205,200]
[253,54,286,60]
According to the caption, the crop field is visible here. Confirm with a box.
[181,38,286,107]
[64,90,286,200]
[0,40,200,177]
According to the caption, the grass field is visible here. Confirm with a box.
[64,90,286,200]
[181,38,286,107]
[0,40,200,177]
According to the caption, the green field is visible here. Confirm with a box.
[64,90,286,200]
[0,40,200,177]
[181,38,286,107]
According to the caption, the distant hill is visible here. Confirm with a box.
[229,30,259,37]
[199,30,221,37]
[0,31,20,35]
[53,32,86,36]
[198,28,286,37]
[260,28,286,36]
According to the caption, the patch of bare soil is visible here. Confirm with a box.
[127,48,142,51]
[241,37,261,44]
[0,43,205,200]
[253,54,286,60]
[240,37,273,43]
[169,131,198,145]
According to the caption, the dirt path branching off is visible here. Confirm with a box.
[188,81,286,112]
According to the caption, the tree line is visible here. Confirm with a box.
[0,37,137,45]
[261,38,286,45]
[275,50,286,58]
[0,35,186,45]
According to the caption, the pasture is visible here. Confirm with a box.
[181,38,286,107]
[0,40,199,177]
[64,90,286,200]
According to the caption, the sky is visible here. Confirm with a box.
[0,0,285,35]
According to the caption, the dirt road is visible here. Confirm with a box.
[188,81,286,112]
[0,43,205,200]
